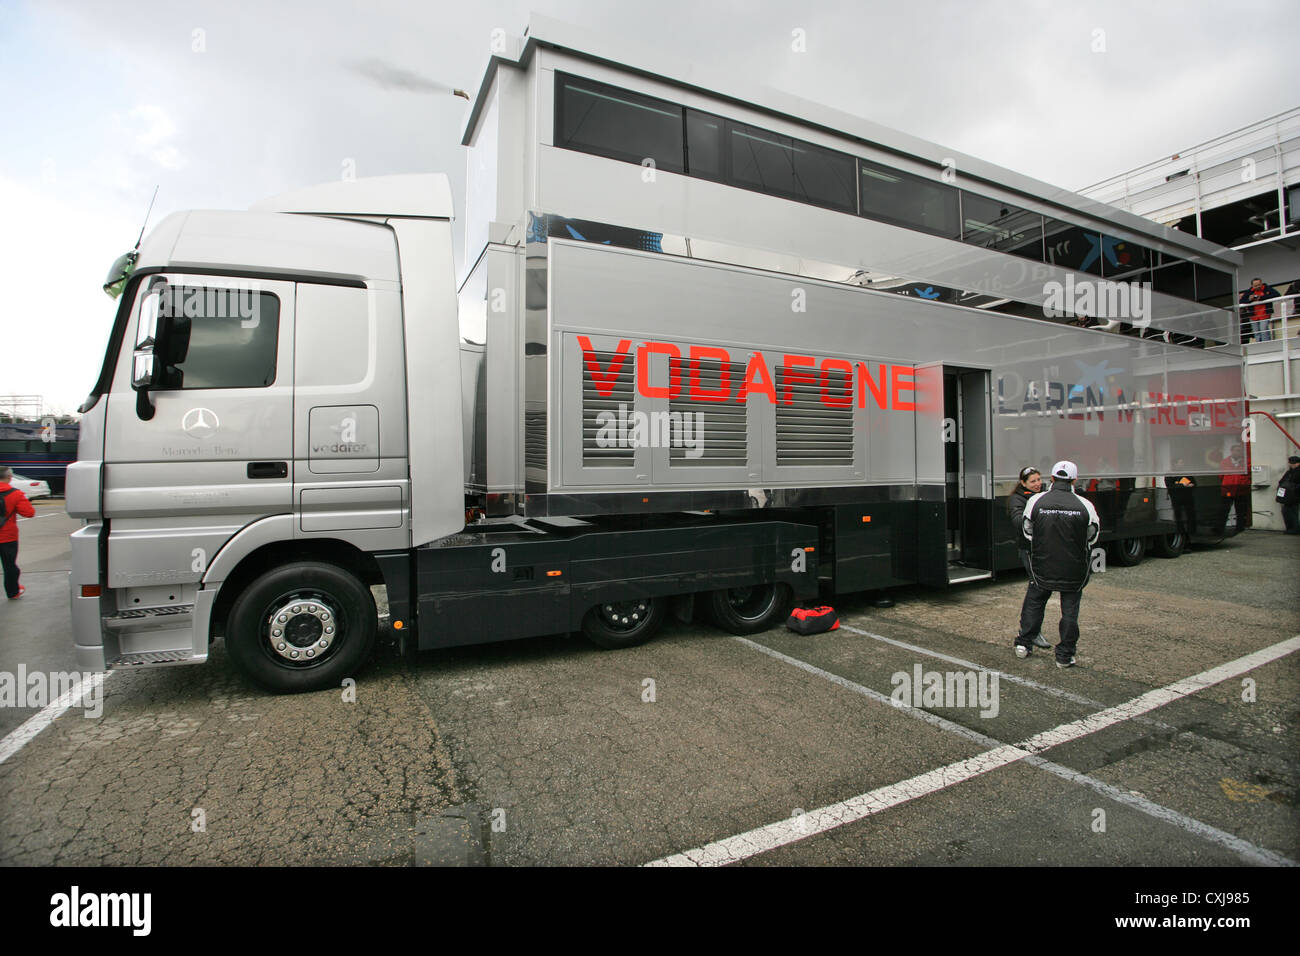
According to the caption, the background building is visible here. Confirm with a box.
[1082,108,1300,530]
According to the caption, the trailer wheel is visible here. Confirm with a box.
[1150,532,1186,558]
[708,583,793,635]
[225,561,377,693]
[581,597,666,649]
[1109,537,1145,567]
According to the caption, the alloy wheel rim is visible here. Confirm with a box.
[263,593,342,665]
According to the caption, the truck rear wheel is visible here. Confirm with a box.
[708,583,792,635]
[225,561,377,693]
[581,597,666,649]
[1109,537,1145,567]
[1150,532,1186,558]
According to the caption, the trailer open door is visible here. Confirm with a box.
[954,368,995,582]
[913,362,948,586]
[916,364,994,586]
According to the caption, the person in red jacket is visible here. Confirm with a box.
[0,466,36,599]
[1239,278,1280,343]
[1218,443,1251,536]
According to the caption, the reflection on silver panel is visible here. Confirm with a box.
[476,215,1245,519]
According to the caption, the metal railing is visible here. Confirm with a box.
[1241,290,1299,398]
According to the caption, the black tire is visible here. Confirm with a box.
[708,583,793,635]
[1150,532,1186,558]
[225,561,377,693]
[581,596,666,649]
[1109,536,1145,567]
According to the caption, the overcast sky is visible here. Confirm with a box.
[3,0,1297,414]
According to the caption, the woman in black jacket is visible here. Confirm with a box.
[1279,455,1300,534]
[1008,467,1042,542]
[1007,467,1049,648]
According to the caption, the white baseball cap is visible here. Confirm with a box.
[1051,460,1078,480]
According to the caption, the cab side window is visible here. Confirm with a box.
[152,286,280,389]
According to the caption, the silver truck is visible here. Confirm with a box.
[67,22,1248,692]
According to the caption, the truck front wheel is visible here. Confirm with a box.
[225,561,377,693]
[581,597,666,649]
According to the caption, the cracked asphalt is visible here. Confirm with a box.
[0,507,1296,866]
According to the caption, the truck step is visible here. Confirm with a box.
[108,649,199,666]
[947,566,993,584]
[104,605,195,630]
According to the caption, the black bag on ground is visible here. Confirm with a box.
[786,606,839,635]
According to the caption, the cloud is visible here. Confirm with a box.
[0,175,138,414]
[116,104,186,171]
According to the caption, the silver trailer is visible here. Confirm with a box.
[67,19,1249,691]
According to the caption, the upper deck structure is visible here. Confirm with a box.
[460,15,1242,346]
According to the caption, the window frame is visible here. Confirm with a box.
[858,158,961,240]
[549,71,1226,315]
[554,72,686,174]
[144,282,283,392]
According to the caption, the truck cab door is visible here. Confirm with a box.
[101,276,295,595]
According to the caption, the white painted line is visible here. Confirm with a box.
[735,637,1295,867]
[0,672,111,767]
[1016,637,1300,756]
[647,635,1300,867]
[1029,752,1296,867]
[838,623,1177,731]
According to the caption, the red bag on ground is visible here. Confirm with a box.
[786,606,839,634]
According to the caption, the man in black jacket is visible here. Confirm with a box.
[1015,460,1100,668]
[1164,462,1197,540]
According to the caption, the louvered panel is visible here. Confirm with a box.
[582,350,636,467]
[775,365,854,466]
[525,407,547,472]
[668,358,748,467]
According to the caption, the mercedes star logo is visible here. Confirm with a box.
[181,407,220,439]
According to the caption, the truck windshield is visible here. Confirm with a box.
[79,273,144,413]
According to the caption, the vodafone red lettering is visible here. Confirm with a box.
[580,338,917,410]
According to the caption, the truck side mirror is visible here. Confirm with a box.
[132,284,165,419]
[103,250,138,299]
[132,352,156,389]
[161,315,192,367]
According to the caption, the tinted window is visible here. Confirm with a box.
[960,192,1044,259]
[1195,264,1234,305]
[555,74,684,173]
[686,110,723,181]
[155,287,280,389]
[729,124,795,195]
[1102,237,1153,280]
[1042,220,1103,275]
[791,137,856,212]
[859,160,959,239]
[1151,256,1195,300]
[728,122,855,212]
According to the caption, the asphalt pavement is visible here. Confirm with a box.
[0,511,1295,866]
